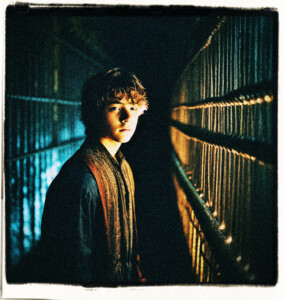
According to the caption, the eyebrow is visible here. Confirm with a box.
[108,100,136,105]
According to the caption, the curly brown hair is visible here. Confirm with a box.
[81,67,148,137]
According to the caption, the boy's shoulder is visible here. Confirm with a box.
[50,150,98,193]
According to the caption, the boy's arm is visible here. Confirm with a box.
[40,163,100,284]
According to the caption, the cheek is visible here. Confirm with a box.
[100,114,113,135]
[103,113,116,128]
[132,116,139,127]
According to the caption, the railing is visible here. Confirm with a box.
[172,150,254,283]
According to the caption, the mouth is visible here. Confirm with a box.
[119,128,131,132]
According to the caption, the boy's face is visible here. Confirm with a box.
[100,98,140,144]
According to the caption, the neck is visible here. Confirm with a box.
[99,137,121,159]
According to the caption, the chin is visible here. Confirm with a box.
[118,135,134,143]
[120,137,132,143]
[114,131,135,143]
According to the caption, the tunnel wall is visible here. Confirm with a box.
[170,14,277,284]
[5,13,105,276]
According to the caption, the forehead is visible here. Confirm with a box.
[108,98,137,106]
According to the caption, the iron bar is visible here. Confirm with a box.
[171,82,273,109]
[172,150,253,283]
[7,94,81,106]
[6,137,85,162]
[171,120,273,165]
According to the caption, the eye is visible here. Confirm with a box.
[130,106,138,111]
[109,106,120,112]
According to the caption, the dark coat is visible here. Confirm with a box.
[38,141,141,286]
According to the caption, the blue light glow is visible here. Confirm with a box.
[34,191,41,240]
[23,186,28,194]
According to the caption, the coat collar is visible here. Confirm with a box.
[81,137,125,166]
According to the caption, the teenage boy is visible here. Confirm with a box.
[40,68,148,285]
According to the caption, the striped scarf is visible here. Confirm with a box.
[79,140,136,282]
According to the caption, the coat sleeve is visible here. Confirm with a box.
[40,161,101,284]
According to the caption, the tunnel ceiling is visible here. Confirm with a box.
[58,14,220,79]
[7,4,221,108]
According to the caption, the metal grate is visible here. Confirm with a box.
[170,15,277,283]
[5,13,104,274]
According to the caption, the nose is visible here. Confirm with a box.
[120,108,131,123]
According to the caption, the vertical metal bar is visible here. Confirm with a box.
[266,98,273,145]
[213,31,217,97]
[218,28,222,97]
[217,147,223,225]
[28,155,35,244]
[225,18,229,94]
[11,160,19,266]
[244,156,252,264]
[221,26,225,96]
[221,148,227,228]
[233,152,241,255]
[18,158,24,257]
[251,17,257,85]
[228,18,232,92]
[267,16,273,82]
[247,16,252,85]
[192,214,197,272]
[210,39,214,98]
[16,100,21,157]
[196,229,201,279]
[31,100,37,251]
[213,146,218,221]
[23,156,31,253]
[34,153,41,241]
[241,17,246,87]
[27,152,34,248]
[227,149,234,237]
[211,145,216,211]
[40,103,44,149]
[207,143,212,208]
[259,17,264,83]
[44,102,48,148]
[200,143,205,194]
[40,152,45,224]
[255,17,260,85]
[219,147,226,230]
[6,160,11,269]
[199,236,204,282]
[239,154,245,254]
[237,17,242,87]
[6,97,12,159]
[202,53,205,100]
[233,17,238,90]
[35,102,40,151]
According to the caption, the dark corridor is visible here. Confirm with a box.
[4,5,277,285]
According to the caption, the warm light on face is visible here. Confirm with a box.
[100,99,140,144]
